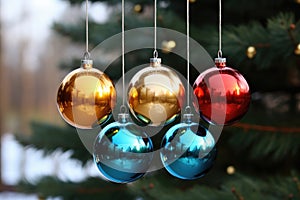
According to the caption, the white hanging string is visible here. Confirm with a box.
[218,0,222,58]
[121,0,126,109]
[153,0,158,58]
[84,0,90,59]
[186,0,190,109]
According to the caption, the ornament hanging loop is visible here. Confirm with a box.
[85,0,90,56]
[82,0,91,68]
[153,0,158,58]
[215,0,225,68]
[186,0,190,107]
[184,106,193,123]
[217,50,222,58]
[153,50,158,58]
[83,51,90,60]
[185,106,192,114]
[217,0,223,59]
[120,105,127,114]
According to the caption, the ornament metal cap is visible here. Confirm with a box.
[215,57,226,63]
[81,59,93,69]
[183,113,194,123]
[150,57,161,67]
[214,57,226,68]
[118,113,129,123]
[150,57,162,64]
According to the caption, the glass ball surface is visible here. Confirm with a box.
[193,66,250,125]
[128,63,185,126]
[93,115,153,183]
[57,67,116,129]
[160,120,216,180]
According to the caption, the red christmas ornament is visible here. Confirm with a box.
[193,58,251,125]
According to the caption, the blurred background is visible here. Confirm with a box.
[0,0,300,199]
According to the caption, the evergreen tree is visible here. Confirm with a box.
[16,0,300,199]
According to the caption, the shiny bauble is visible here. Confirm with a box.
[160,114,217,180]
[128,58,185,126]
[193,58,251,125]
[93,113,153,183]
[57,61,116,129]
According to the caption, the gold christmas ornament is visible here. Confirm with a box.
[295,43,300,55]
[246,46,256,59]
[128,58,185,126]
[57,60,116,129]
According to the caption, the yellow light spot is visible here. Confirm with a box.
[246,46,256,59]
[134,4,142,13]
[295,43,300,55]
[227,166,235,175]
[161,40,176,53]
[168,40,176,48]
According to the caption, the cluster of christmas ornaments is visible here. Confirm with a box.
[57,54,250,183]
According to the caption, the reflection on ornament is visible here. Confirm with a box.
[160,114,216,180]
[246,46,256,59]
[193,58,251,125]
[128,58,185,126]
[189,0,197,3]
[57,60,116,129]
[93,113,153,183]
[162,40,176,53]
[295,43,300,55]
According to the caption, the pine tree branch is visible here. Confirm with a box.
[292,177,300,195]
[17,177,135,200]
[234,123,300,134]
[231,187,245,200]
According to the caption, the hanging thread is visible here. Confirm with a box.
[218,0,222,58]
[84,0,90,59]
[153,0,158,58]
[186,0,190,109]
[121,0,126,110]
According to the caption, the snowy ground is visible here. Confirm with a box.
[0,133,100,200]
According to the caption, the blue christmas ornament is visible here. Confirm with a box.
[160,113,217,180]
[93,113,153,183]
